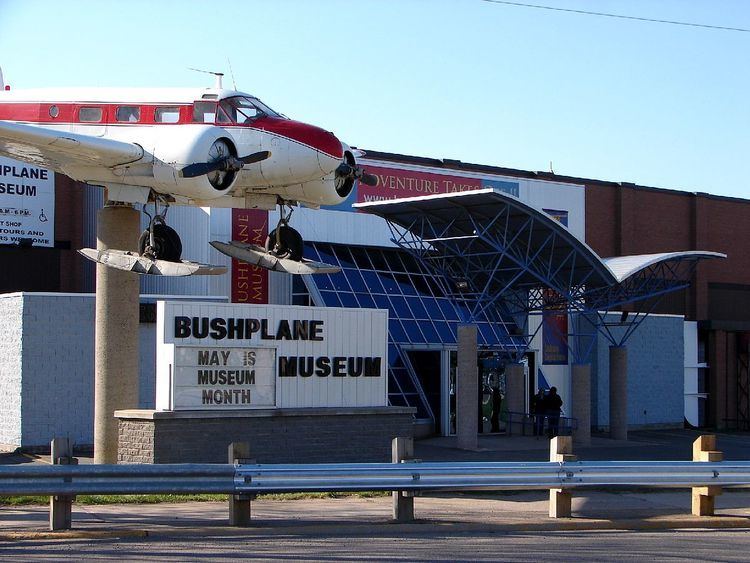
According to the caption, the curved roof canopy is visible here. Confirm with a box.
[355,188,726,315]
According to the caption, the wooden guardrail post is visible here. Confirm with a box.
[228,442,254,526]
[549,436,577,518]
[50,437,77,531]
[692,434,723,516]
[392,437,415,522]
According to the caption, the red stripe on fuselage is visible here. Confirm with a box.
[0,102,343,159]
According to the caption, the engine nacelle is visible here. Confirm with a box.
[150,125,238,201]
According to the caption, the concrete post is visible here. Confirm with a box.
[228,442,254,526]
[548,436,577,518]
[392,437,415,522]
[572,364,591,446]
[609,346,628,441]
[94,204,140,464]
[456,325,478,450]
[50,437,77,530]
[692,435,723,516]
[504,363,525,435]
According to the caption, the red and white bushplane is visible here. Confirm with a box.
[0,70,375,275]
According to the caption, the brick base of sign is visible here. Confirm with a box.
[115,407,416,464]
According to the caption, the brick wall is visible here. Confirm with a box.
[117,408,415,464]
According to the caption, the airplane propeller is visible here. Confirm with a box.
[335,162,378,187]
[180,150,271,178]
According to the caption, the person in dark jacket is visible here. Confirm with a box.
[530,389,546,436]
[546,386,563,438]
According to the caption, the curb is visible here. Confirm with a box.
[0,529,148,541]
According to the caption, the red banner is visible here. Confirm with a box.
[231,209,268,304]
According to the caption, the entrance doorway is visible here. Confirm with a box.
[407,350,443,434]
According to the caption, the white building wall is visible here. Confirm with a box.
[0,294,23,449]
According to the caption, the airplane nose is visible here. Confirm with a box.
[278,120,343,161]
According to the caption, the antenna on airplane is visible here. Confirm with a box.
[227,58,237,90]
[188,67,224,89]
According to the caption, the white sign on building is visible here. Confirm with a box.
[0,156,55,247]
[156,301,388,410]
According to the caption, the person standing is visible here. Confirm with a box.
[531,388,546,436]
[546,387,563,438]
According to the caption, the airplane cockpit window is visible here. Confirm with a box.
[79,107,103,122]
[192,101,216,123]
[154,106,181,123]
[116,106,140,123]
[251,98,286,119]
[217,97,264,124]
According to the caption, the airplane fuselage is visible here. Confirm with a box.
[0,87,354,209]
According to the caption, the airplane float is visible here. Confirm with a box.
[0,69,376,275]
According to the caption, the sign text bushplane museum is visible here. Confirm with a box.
[156,302,388,411]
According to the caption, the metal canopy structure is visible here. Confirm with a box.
[355,189,726,354]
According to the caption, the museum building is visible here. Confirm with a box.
[0,149,747,452]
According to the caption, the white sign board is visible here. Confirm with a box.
[0,156,55,247]
[156,301,388,411]
[173,346,276,409]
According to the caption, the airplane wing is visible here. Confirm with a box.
[0,120,144,171]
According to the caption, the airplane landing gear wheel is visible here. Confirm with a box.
[139,223,183,262]
[265,225,303,261]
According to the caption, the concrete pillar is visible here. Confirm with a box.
[456,325,478,450]
[572,364,591,446]
[392,437,415,522]
[692,435,723,516]
[94,204,140,464]
[505,363,525,435]
[229,442,254,526]
[548,436,577,518]
[49,437,76,530]
[609,346,628,441]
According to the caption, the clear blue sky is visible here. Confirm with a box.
[1,0,748,197]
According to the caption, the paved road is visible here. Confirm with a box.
[1,429,749,560]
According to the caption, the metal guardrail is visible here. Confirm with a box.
[2,460,750,497]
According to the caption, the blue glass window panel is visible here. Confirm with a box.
[388,370,402,393]
[292,295,309,306]
[373,294,395,316]
[362,270,384,294]
[438,298,459,320]
[380,273,400,294]
[356,293,377,309]
[395,273,417,296]
[350,246,372,269]
[388,319,408,343]
[396,372,416,393]
[334,247,355,269]
[338,292,359,308]
[410,274,432,295]
[315,244,337,267]
[345,270,367,293]
[385,251,405,272]
[319,290,342,307]
[446,322,458,340]
[331,273,352,292]
[389,296,410,318]
[314,274,334,291]
[388,344,401,365]
[434,321,454,342]
[388,393,407,407]
[419,321,440,343]
[421,297,443,319]
[406,297,429,319]
[400,320,426,343]
[369,250,388,271]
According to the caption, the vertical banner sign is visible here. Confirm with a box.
[542,289,568,365]
[231,209,269,303]
[0,156,55,247]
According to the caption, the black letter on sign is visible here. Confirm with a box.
[310,320,324,341]
[315,356,331,377]
[175,316,191,338]
[210,318,227,340]
[333,357,346,377]
[278,356,297,377]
